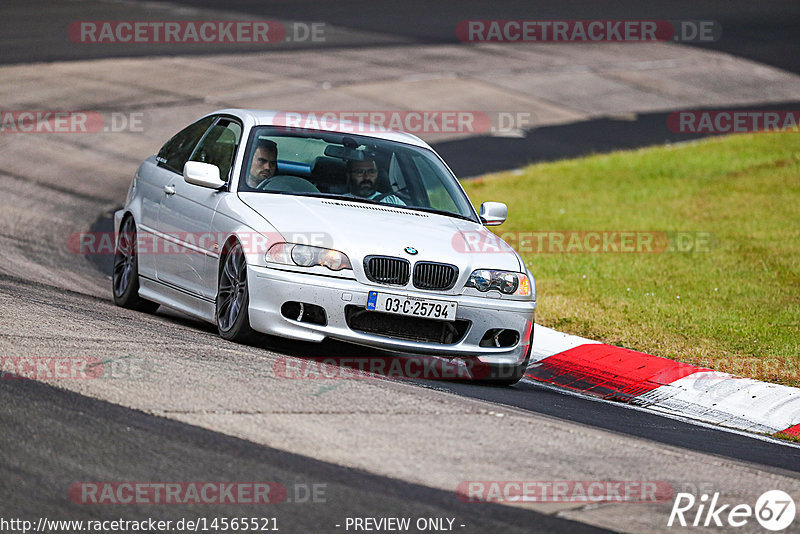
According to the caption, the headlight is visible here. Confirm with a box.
[266,243,352,271]
[466,269,531,296]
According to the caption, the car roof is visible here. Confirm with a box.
[207,109,432,149]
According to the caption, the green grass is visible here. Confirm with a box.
[774,431,800,443]
[462,132,800,387]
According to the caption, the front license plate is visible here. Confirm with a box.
[366,291,457,321]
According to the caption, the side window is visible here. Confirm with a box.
[412,154,457,212]
[156,116,216,174]
[188,118,243,181]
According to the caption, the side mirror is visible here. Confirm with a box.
[479,201,507,226]
[183,161,226,189]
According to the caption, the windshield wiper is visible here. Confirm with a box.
[402,206,476,222]
[330,197,473,220]
[321,196,477,221]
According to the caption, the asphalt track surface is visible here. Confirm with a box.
[3,1,799,75]
[0,377,607,533]
[3,1,799,178]
[435,101,800,177]
[2,1,800,532]
[167,0,800,75]
[89,212,800,475]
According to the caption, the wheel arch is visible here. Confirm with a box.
[217,234,244,279]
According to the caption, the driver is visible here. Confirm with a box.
[246,139,278,188]
[344,158,405,205]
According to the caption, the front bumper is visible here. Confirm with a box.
[247,265,536,366]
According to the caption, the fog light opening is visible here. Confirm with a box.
[479,328,520,348]
[281,301,327,326]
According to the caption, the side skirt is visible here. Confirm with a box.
[139,275,216,324]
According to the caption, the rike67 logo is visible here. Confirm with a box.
[668,490,796,531]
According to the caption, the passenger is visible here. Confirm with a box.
[247,139,278,188]
[344,158,405,205]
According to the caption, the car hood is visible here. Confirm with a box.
[238,193,523,274]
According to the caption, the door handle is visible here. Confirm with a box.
[164,185,176,196]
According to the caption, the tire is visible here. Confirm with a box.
[112,216,159,313]
[216,241,257,343]
[474,340,532,386]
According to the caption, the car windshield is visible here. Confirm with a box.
[238,126,478,221]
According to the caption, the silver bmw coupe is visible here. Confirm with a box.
[113,109,536,384]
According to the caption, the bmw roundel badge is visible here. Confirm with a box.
[404,246,418,255]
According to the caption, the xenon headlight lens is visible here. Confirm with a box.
[466,269,531,296]
[266,243,352,271]
[291,245,316,267]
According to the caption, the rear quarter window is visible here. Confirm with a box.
[156,116,216,174]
